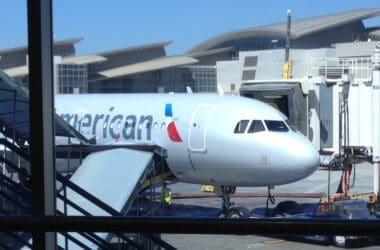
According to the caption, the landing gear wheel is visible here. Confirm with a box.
[218,211,227,218]
[275,200,299,216]
[227,209,241,218]
[332,235,347,248]
[227,207,250,218]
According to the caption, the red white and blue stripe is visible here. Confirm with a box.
[165,104,182,142]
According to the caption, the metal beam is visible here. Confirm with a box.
[0,216,378,235]
[284,9,292,62]
[27,0,56,249]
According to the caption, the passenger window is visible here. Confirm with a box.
[248,120,265,133]
[264,120,289,132]
[234,120,249,133]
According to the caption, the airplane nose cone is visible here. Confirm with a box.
[299,141,320,176]
[289,133,320,177]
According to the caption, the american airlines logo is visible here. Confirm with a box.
[60,104,183,142]
[165,103,182,142]
[60,107,153,141]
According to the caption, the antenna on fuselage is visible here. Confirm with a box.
[217,84,224,96]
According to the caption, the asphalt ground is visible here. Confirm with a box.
[161,162,380,249]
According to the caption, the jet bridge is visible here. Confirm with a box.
[240,75,373,163]
[241,44,380,199]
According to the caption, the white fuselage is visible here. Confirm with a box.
[55,93,320,187]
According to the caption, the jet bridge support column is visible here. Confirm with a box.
[372,42,380,197]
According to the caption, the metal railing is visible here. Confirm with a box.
[311,56,373,81]
[0,138,174,249]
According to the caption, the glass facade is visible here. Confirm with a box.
[57,64,87,93]
[89,67,217,94]
[89,71,163,93]
[214,37,286,52]
[181,66,217,92]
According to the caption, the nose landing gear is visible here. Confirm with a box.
[217,186,250,218]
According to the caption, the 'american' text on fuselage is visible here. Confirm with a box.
[60,112,153,140]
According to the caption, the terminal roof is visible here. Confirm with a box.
[186,47,235,58]
[97,55,198,79]
[0,38,83,56]
[61,54,107,65]
[97,41,172,57]
[3,65,28,77]
[189,8,380,53]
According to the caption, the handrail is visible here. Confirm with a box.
[57,195,92,216]
[78,232,114,250]
[311,56,372,80]
[56,173,119,216]
[56,174,170,249]
[0,138,30,161]
[55,210,115,250]
[0,189,30,211]
[0,164,168,249]
[143,233,177,250]
[0,145,116,249]
[0,174,30,196]
[0,140,173,249]
[56,191,144,249]
[59,232,92,250]
[4,232,32,249]
[0,155,30,178]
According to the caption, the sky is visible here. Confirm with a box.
[0,1,379,55]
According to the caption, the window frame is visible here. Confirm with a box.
[234,120,250,134]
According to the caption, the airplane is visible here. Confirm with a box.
[55,92,320,217]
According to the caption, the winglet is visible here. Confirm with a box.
[217,84,224,96]
[186,86,193,94]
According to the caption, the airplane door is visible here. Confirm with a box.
[188,104,215,153]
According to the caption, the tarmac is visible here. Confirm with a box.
[161,162,380,249]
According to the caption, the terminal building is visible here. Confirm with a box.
[0,8,379,94]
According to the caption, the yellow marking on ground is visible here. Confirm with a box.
[247,239,284,249]
[264,239,285,244]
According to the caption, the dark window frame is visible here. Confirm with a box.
[248,120,266,133]
[264,120,289,132]
[234,120,249,133]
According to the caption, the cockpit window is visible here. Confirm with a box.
[234,120,249,133]
[264,120,289,132]
[248,120,265,133]
[285,120,297,132]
